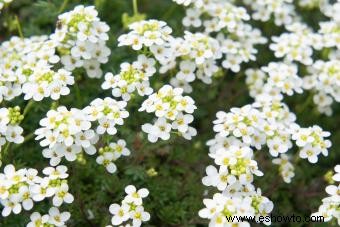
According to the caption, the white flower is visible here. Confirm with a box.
[27,212,49,227]
[124,185,149,206]
[96,152,117,173]
[5,125,24,144]
[130,206,150,227]
[108,185,150,226]
[52,183,74,206]
[299,145,320,163]
[48,207,71,226]
[109,203,130,225]
[333,165,340,182]
[141,118,171,143]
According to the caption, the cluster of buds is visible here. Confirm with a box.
[0,107,24,153]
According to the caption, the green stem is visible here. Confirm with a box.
[162,4,177,20]
[74,80,82,107]
[15,15,24,39]
[23,100,35,117]
[132,0,138,15]
[58,0,69,13]
[2,142,11,158]
[297,93,314,113]
[24,133,34,143]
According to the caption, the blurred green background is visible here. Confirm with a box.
[0,0,339,226]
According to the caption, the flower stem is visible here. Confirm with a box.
[23,100,35,117]
[58,0,69,13]
[24,133,34,143]
[15,15,24,39]
[297,93,314,113]
[162,4,177,20]
[132,0,138,15]
[2,142,11,159]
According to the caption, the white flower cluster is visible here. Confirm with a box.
[180,0,250,33]
[243,0,298,26]
[84,98,129,136]
[200,99,333,225]
[52,5,110,78]
[118,13,265,93]
[246,63,303,100]
[163,31,222,91]
[270,23,318,65]
[318,0,340,49]
[174,0,267,86]
[172,32,221,81]
[199,190,273,226]
[212,102,294,156]
[27,207,71,227]
[213,101,331,162]
[0,107,24,152]
[107,185,150,227]
[303,59,340,116]
[0,36,74,102]
[291,125,331,163]
[318,21,340,50]
[96,139,131,174]
[35,98,129,166]
[0,165,72,219]
[102,55,155,101]
[36,106,97,166]
[118,20,172,51]
[312,165,340,225]
[249,0,340,116]
[139,85,197,142]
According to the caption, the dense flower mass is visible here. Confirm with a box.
[139,85,197,142]
[0,36,74,102]
[102,55,155,101]
[36,97,129,168]
[244,0,298,26]
[0,164,72,219]
[246,62,303,99]
[303,59,340,115]
[200,97,332,225]
[52,5,110,78]
[118,19,172,50]
[107,185,150,227]
[175,0,267,75]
